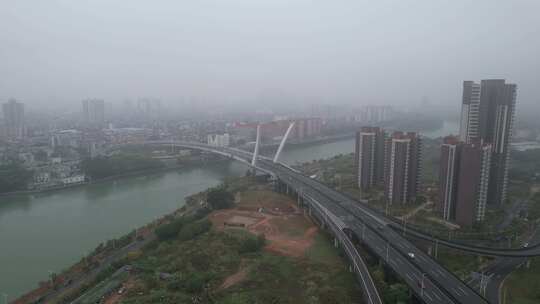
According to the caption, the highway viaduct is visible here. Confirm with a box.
[144,140,540,304]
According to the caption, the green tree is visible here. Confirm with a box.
[239,234,266,253]
[177,219,212,241]
[416,195,428,205]
[384,283,410,303]
[155,218,187,241]
[207,187,235,210]
[81,154,164,179]
[0,163,32,193]
[184,274,205,293]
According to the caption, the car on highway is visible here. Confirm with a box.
[407,252,415,259]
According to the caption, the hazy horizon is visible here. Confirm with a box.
[1,0,539,109]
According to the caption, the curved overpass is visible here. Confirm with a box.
[388,224,540,257]
[146,141,382,304]
[146,140,540,303]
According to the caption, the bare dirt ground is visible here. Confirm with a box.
[210,189,320,289]
[209,189,319,259]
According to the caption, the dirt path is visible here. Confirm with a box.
[219,262,248,290]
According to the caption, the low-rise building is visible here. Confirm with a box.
[62,174,85,185]
[207,133,230,147]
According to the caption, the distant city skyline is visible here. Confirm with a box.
[1,1,539,108]
[1,99,25,139]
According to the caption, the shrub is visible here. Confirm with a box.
[239,234,266,254]
[155,218,187,241]
[193,206,211,220]
[207,187,235,210]
[185,274,205,293]
[177,219,212,241]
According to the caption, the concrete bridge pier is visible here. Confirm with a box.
[334,237,339,248]
[297,193,304,206]
[270,178,278,192]
[275,180,287,194]
[275,179,280,192]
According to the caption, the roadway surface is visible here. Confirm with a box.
[305,194,383,304]
[389,224,540,257]
[469,227,540,303]
[265,160,488,304]
[151,141,540,304]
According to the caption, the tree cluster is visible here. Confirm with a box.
[0,163,32,193]
[81,154,164,179]
[206,187,235,210]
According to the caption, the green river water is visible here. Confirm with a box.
[0,138,355,299]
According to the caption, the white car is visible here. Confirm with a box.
[407,252,415,259]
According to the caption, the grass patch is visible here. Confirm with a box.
[223,252,361,304]
[436,248,486,280]
[72,271,128,304]
[120,227,362,304]
[115,185,362,304]
[306,232,344,265]
[505,257,540,304]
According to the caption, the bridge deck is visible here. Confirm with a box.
[148,141,540,304]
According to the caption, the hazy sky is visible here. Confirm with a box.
[1,0,539,108]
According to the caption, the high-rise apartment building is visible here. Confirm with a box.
[384,132,421,205]
[354,127,386,191]
[459,81,481,143]
[438,136,492,226]
[439,136,462,221]
[454,142,492,226]
[458,79,516,205]
[82,99,105,125]
[2,99,25,139]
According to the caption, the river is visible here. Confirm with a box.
[0,139,356,299]
[0,121,456,298]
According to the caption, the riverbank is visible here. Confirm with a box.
[0,137,355,300]
[28,177,362,304]
[13,187,207,304]
[0,157,230,198]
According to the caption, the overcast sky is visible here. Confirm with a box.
[1,0,539,109]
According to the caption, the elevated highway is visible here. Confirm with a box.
[147,141,383,304]
[146,140,540,303]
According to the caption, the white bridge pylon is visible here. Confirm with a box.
[251,124,261,166]
[273,121,295,163]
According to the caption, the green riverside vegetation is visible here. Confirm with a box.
[0,163,33,193]
[81,154,165,179]
[66,179,363,304]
